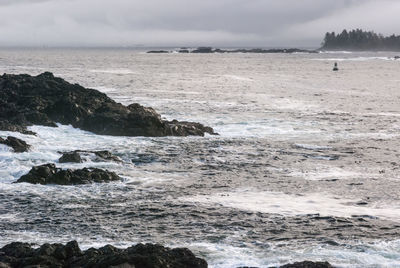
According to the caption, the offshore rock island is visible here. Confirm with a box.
[0,72,215,137]
[147,47,318,54]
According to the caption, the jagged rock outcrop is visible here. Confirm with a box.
[16,163,121,185]
[0,72,215,137]
[0,136,30,152]
[0,240,207,268]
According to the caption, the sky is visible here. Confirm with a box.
[0,0,399,47]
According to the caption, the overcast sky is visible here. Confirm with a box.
[0,0,399,47]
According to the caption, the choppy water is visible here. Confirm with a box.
[1,49,400,267]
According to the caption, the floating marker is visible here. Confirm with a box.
[333,62,339,71]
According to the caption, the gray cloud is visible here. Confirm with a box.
[0,0,398,47]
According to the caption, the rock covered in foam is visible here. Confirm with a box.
[0,72,216,137]
[0,240,207,268]
[16,163,121,185]
[0,136,30,152]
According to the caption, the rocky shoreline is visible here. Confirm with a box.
[147,47,318,54]
[0,72,216,137]
[0,72,337,267]
[0,241,334,268]
[0,241,207,268]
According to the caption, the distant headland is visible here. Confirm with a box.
[147,29,400,54]
[321,29,400,51]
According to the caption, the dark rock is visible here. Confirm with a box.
[0,242,36,258]
[16,163,121,185]
[0,121,36,135]
[59,150,121,163]
[59,151,82,163]
[166,119,215,136]
[0,72,216,137]
[192,47,214,53]
[147,50,170,53]
[280,261,334,268]
[178,49,190,53]
[0,136,30,152]
[187,47,317,54]
[394,56,400,60]
[93,150,121,162]
[0,241,207,268]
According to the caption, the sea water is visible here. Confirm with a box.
[0,49,400,267]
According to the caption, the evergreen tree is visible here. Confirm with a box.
[321,29,400,50]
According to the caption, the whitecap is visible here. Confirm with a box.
[89,69,135,75]
[312,57,394,61]
[294,144,332,151]
[181,190,400,222]
[223,75,253,82]
[289,167,364,181]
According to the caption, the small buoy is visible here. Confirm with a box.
[333,62,339,71]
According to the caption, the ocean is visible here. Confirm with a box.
[0,48,400,267]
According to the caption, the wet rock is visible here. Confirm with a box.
[147,50,170,53]
[147,47,318,54]
[0,242,36,258]
[166,119,216,136]
[280,261,334,268]
[394,56,400,60]
[185,47,317,54]
[0,72,216,137]
[59,150,121,163]
[59,151,82,163]
[192,47,214,53]
[93,150,121,162]
[16,163,121,185]
[0,121,36,135]
[0,241,207,268]
[0,136,30,152]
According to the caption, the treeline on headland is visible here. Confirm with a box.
[321,29,400,51]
